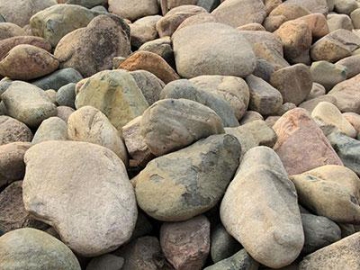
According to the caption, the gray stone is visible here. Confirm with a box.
[310,61,348,91]
[86,254,124,270]
[336,54,360,78]
[57,0,107,8]
[334,0,358,15]
[204,249,258,270]
[0,116,33,145]
[130,15,161,48]
[351,8,360,29]
[327,13,353,32]
[56,83,76,108]
[240,111,264,125]
[299,95,337,113]
[56,106,75,123]
[32,68,83,91]
[306,83,326,100]
[197,0,220,12]
[108,0,159,21]
[138,37,174,66]
[285,0,329,14]
[32,117,68,144]
[134,134,241,221]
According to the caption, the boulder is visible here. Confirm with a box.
[32,68,83,91]
[32,117,68,144]
[108,0,159,21]
[0,116,33,145]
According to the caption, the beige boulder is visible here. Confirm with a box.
[130,15,161,48]
[108,0,159,21]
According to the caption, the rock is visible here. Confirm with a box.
[290,165,360,224]
[0,228,81,269]
[57,0,107,9]
[220,146,304,269]
[160,79,239,127]
[129,211,154,241]
[301,213,342,254]
[30,4,100,47]
[273,108,343,175]
[141,99,224,156]
[75,70,149,131]
[0,23,26,40]
[334,0,358,14]
[197,0,220,12]
[160,0,198,14]
[32,117,68,144]
[0,45,59,80]
[2,81,57,127]
[264,0,283,15]
[312,101,357,137]
[285,0,329,15]
[336,55,360,79]
[56,106,75,123]
[0,116,33,145]
[23,141,137,256]
[270,64,313,105]
[310,61,347,91]
[210,223,242,263]
[0,142,30,188]
[45,89,57,104]
[204,249,259,270]
[172,22,256,78]
[177,13,217,31]
[211,0,266,28]
[68,106,128,164]
[297,13,329,39]
[156,5,207,37]
[31,68,83,91]
[306,83,326,100]
[160,215,210,270]
[327,13,353,32]
[54,15,131,77]
[237,23,266,31]
[343,112,360,135]
[134,134,240,221]
[277,102,297,116]
[299,232,360,269]
[327,131,360,175]
[299,95,337,113]
[108,0,159,21]
[190,75,250,120]
[119,51,180,84]
[351,8,360,29]
[240,111,264,124]
[115,236,166,270]
[246,74,283,115]
[56,83,76,108]
[130,16,161,48]
[138,37,174,66]
[86,254,124,270]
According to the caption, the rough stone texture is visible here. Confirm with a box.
[160,215,210,270]
[270,64,313,105]
[54,15,131,77]
[299,232,360,269]
[273,108,343,175]
[75,70,149,132]
[0,23,26,40]
[172,23,256,79]
[299,95,337,113]
[220,146,304,269]
[246,74,283,115]
[285,0,329,15]
[108,0,159,21]
[212,0,266,28]
[0,44,59,80]
[204,249,259,270]
[30,4,100,47]
[32,117,68,144]
[0,142,30,188]
[190,75,250,120]
[291,165,360,224]
[68,106,128,165]
[130,15,161,48]
[140,99,224,156]
[86,254,124,270]
[119,51,180,84]
[1,81,57,127]
[23,141,137,256]
[0,228,81,270]
[32,68,83,91]
[134,134,240,221]
[336,54,360,79]
[301,213,342,254]
[0,116,33,145]
[296,13,329,39]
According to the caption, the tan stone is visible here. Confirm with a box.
[299,95,337,113]
[108,0,159,21]
[130,15,161,48]
[177,13,217,31]
[343,112,360,135]
[0,116,33,145]
[296,13,329,38]
[0,23,26,40]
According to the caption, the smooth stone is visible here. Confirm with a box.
[285,0,329,15]
[134,134,241,221]
[86,254,124,270]
[310,61,348,91]
[108,0,159,21]
[23,141,137,256]
[299,95,337,113]
[204,249,258,270]
[351,8,360,29]
[240,111,264,124]
[56,106,75,123]
[57,0,107,9]
[32,68,83,91]
[172,22,256,78]
[327,13,353,32]
[56,83,76,108]
[141,98,224,156]
[160,215,210,270]
[67,106,128,164]
[220,146,304,269]
[177,13,218,31]
[45,89,56,104]
[75,70,149,132]
[0,116,33,145]
[343,112,360,135]
[197,0,220,12]
[160,0,198,14]
[0,23,26,41]
[1,81,57,127]
[336,55,360,78]
[32,117,68,144]
[296,13,329,38]
[306,83,326,100]
[273,108,343,175]
[334,0,358,14]
[277,102,297,116]
[138,37,174,66]
[0,228,81,270]
[130,15,161,48]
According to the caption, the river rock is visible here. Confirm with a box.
[130,15,161,48]
[86,254,124,270]
[56,83,76,108]
[32,117,68,144]
[57,0,107,8]
[204,249,258,270]
[343,112,360,135]
[327,13,353,32]
[23,141,137,256]
[220,146,304,269]
[299,95,337,113]
[336,55,360,79]
[310,61,347,91]
[0,23,26,41]
[32,68,83,91]
[138,36,174,65]
[108,0,159,21]
[285,0,329,15]
[0,116,33,145]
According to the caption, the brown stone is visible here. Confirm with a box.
[0,23,26,40]
[0,116,33,146]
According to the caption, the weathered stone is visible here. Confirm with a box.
[130,15,161,48]
[56,83,76,108]
[57,0,107,9]
[23,141,137,256]
[220,146,304,269]
[160,215,210,270]
[0,228,81,270]
[240,111,264,124]
[75,70,149,132]
[172,23,256,78]
[351,8,360,29]
[285,0,329,15]
[334,0,358,15]
[160,0,198,14]
[0,23,26,41]
[2,81,57,127]
[277,102,297,116]
[134,134,240,221]
[273,108,343,175]
[296,13,329,38]
[32,68,83,91]
[343,112,360,135]
[0,116,33,145]
[204,249,259,270]
[86,254,124,270]
[54,15,131,77]
[108,0,159,21]
[299,95,337,113]
[68,106,128,164]
[56,106,75,123]
[141,99,224,156]
[177,13,218,31]
[45,90,56,104]
[336,55,360,79]
[237,23,266,31]
[138,37,174,66]
[327,13,353,32]
[32,117,68,144]
[306,83,326,100]
[310,61,347,91]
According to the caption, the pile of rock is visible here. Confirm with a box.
[1,0,360,269]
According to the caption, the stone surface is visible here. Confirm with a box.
[75,70,149,131]
[130,15,161,48]
[306,83,326,100]
[56,106,75,123]
[134,134,240,221]
[299,95,337,113]
[54,15,131,77]
[336,54,360,78]
[56,83,76,108]
[138,37,174,66]
[172,22,256,79]
[32,117,68,144]
[0,23,26,40]
[68,106,128,164]
[327,13,353,32]
[204,249,258,270]
[285,0,329,15]
[160,215,210,270]
[141,98,224,156]
[220,146,304,269]
[23,141,137,256]
[32,68,83,91]
[351,8,360,29]
[177,12,217,31]
[57,0,107,8]
[1,81,57,127]
[86,254,124,270]
[0,228,81,270]
[0,116,33,145]
[108,0,159,21]
[343,112,360,135]
[310,61,347,91]
[273,108,343,175]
